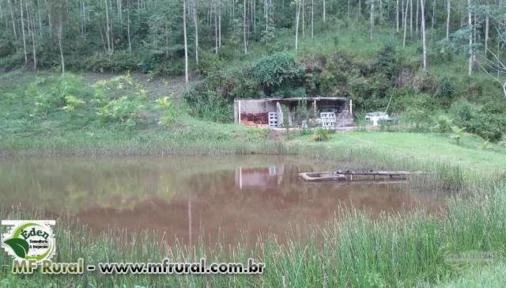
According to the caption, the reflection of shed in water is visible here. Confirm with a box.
[235,165,284,189]
[233,97,353,129]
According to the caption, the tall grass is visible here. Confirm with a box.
[1,185,506,287]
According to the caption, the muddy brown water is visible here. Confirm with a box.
[0,156,441,246]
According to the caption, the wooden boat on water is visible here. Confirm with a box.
[298,170,412,183]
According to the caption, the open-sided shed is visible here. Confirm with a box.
[234,97,353,129]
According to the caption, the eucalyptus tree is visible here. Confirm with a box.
[468,0,473,76]
[420,0,427,71]
[294,0,302,51]
[183,0,188,83]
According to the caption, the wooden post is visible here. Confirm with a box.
[234,100,238,123]
[238,100,242,124]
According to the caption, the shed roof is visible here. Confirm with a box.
[234,96,348,102]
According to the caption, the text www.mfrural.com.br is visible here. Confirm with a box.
[12,258,265,275]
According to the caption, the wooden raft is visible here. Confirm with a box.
[298,170,412,182]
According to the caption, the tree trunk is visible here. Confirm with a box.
[420,0,427,72]
[311,0,314,38]
[446,0,450,40]
[117,0,122,25]
[27,0,36,70]
[431,0,435,30]
[109,0,114,53]
[45,0,52,37]
[20,0,28,65]
[370,0,375,40]
[218,0,221,48]
[214,0,218,53]
[484,15,489,57]
[396,0,400,32]
[403,0,409,47]
[468,0,472,76]
[193,0,199,65]
[105,0,111,54]
[183,0,189,84]
[264,0,268,31]
[295,0,300,51]
[409,0,413,36]
[58,24,64,74]
[415,0,419,33]
[7,0,17,39]
[243,0,248,54]
[302,0,305,38]
[250,0,254,34]
[127,3,132,53]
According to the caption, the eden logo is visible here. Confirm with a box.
[1,220,56,263]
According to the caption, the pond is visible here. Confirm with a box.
[0,156,442,246]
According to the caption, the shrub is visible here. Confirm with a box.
[412,72,439,93]
[197,51,223,76]
[374,44,398,78]
[26,75,91,117]
[249,52,305,97]
[434,76,458,105]
[97,96,146,127]
[449,99,475,124]
[449,99,505,142]
[312,128,333,141]
[156,96,180,126]
[184,89,232,122]
[434,114,454,133]
[94,75,150,127]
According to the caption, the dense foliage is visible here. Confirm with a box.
[0,73,180,134]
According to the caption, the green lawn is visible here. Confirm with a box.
[437,262,506,288]
[292,131,506,173]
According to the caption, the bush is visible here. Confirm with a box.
[26,75,92,117]
[312,128,333,141]
[434,114,454,133]
[249,52,305,97]
[449,99,475,124]
[94,75,150,127]
[97,96,147,127]
[374,44,398,78]
[412,72,439,93]
[197,51,223,76]
[156,96,180,126]
[434,76,458,105]
[449,99,505,142]
[184,89,232,122]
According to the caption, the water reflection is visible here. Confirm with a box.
[0,156,438,245]
[235,165,284,189]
